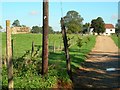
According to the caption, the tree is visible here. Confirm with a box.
[54,31,61,34]
[115,19,120,34]
[31,26,54,34]
[0,25,2,29]
[91,17,105,35]
[21,25,26,27]
[12,20,20,27]
[31,26,42,33]
[49,26,54,34]
[82,23,91,34]
[63,10,83,34]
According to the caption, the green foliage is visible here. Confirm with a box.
[115,19,120,33]
[91,17,105,35]
[31,26,42,33]
[82,23,91,34]
[48,26,54,34]
[70,35,96,69]
[2,33,96,88]
[0,25,2,29]
[12,20,21,27]
[21,25,26,27]
[76,37,82,48]
[111,34,120,48]
[31,26,54,34]
[67,36,74,48]
[63,10,83,34]
[76,36,93,50]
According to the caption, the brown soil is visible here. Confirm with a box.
[73,36,120,88]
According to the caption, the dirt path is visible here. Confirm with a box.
[73,36,120,88]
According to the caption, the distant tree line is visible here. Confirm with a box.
[31,26,60,34]
[12,19,60,34]
[12,11,119,35]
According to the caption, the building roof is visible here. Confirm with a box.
[105,24,114,29]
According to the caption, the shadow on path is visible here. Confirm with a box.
[72,51,120,88]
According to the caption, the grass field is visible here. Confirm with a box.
[111,34,120,48]
[2,33,96,88]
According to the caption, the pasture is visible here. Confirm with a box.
[2,33,96,88]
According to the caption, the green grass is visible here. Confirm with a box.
[111,34,120,48]
[1,33,96,88]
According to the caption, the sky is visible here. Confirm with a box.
[1,2,118,31]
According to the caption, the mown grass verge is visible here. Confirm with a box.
[111,34,120,48]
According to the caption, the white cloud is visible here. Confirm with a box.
[30,11,39,15]
[111,14,118,20]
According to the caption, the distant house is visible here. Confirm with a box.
[103,24,115,35]
[90,24,115,35]
[11,27,30,34]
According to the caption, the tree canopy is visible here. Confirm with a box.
[31,26,54,34]
[21,25,26,27]
[63,10,83,34]
[48,26,54,34]
[82,23,91,34]
[0,25,2,29]
[12,20,21,27]
[31,26,42,33]
[115,19,120,33]
[91,17,105,35]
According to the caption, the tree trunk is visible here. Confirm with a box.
[42,0,49,75]
[61,18,72,79]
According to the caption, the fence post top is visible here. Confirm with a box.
[6,20,10,26]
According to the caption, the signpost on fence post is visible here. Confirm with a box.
[6,20,13,89]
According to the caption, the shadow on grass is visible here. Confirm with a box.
[2,47,92,88]
[49,48,90,70]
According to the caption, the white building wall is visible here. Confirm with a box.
[90,28,94,35]
[103,28,115,35]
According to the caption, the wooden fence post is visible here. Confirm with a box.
[31,41,34,57]
[6,20,13,89]
[61,18,72,79]
[0,31,2,90]
[11,39,14,57]
[4,48,7,67]
[59,40,62,50]
[53,41,55,53]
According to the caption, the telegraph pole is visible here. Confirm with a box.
[42,0,49,75]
